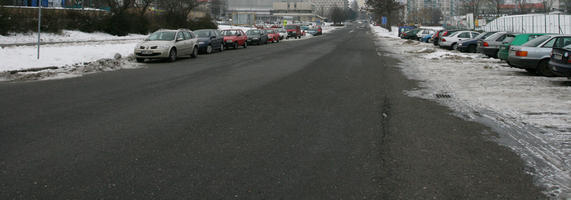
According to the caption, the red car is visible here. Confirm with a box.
[265,29,280,43]
[221,29,247,49]
[285,24,302,39]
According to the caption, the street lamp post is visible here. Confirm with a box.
[37,0,41,60]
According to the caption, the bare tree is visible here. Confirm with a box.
[103,0,134,14]
[541,0,554,12]
[161,0,199,23]
[488,0,504,15]
[135,0,155,16]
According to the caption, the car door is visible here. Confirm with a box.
[175,31,188,55]
[535,37,558,59]
[456,32,470,43]
[187,31,197,53]
[213,30,222,48]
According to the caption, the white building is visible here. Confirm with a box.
[310,0,349,16]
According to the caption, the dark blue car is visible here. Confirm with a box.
[550,45,571,77]
[457,31,496,53]
[195,29,224,54]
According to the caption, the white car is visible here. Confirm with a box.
[134,29,199,62]
[440,31,480,50]
[416,29,435,41]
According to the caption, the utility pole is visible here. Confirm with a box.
[37,0,42,60]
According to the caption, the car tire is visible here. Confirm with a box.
[190,47,198,58]
[468,45,476,53]
[136,58,145,63]
[536,59,554,77]
[206,45,212,54]
[452,43,458,50]
[168,48,177,62]
[277,38,280,43]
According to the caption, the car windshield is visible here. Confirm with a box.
[564,44,571,50]
[522,35,551,47]
[195,30,211,37]
[221,30,240,36]
[147,31,176,41]
[247,30,262,35]
[285,25,297,29]
[478,32,497,40]
[277,29,286,33]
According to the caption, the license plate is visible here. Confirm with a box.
[554,54,563,60]
[142,51,153,55]
[227,40,233,43]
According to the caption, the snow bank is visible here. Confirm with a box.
[372,26,571,199]
[0,30,146,45]
[0,41,139,72]
[370,25,399,38]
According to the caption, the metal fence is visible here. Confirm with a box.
[482,14,571,34]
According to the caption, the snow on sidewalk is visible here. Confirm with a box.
[371,26,571,198]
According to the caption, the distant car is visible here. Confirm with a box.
[134,29,198,62]
[246,29,268,45]
[416,29,435,41]
[549,44,571,77]
[478,32,509,58]
[439,31,480,50]
[401,29,423,40]
[420,34,433,43]
[497,33,548,61]
[285,24,302,39]
[434,30,459,46]
[221,29,248,49]
[265,29,280,43]
[306,27,323,36]
[507,35,571,76]
[194,29,224,54]
[457,32,497,53]
[276,28,287,40]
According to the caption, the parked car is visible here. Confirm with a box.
[420,34,433,43]
[194,29,224,54]
[221,29,248,49]
[401,29,423,40]
[416,29,435,41]
[134,29,198,62]
[265,29,281,43]
[285,24,302,39]
[398,26,416,37]
[276,28,287,40]
[434,30,459,46]
[549,44,571,77]
[246,29,268,45]
[439,30,480,50]
[478,32,508,58]
[507,35,571,76]
[497,33,547,61]
[306,26,322,36]
[457,32,497,53]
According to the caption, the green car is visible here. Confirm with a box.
[497,33,549,61]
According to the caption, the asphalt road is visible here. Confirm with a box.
[0,24,547,199]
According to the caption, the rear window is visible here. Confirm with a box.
[553,37,571,48]
[503,35,515,43]
[522,35,551,47]
[478,32,496,40]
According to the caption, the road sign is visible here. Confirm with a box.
[382,16,387,25]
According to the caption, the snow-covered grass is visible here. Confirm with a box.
[0,41,139,72]
[0,30,146,45]
[371,26,571,199]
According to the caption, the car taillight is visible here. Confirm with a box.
[483,42,489,47]
[441,38,446,42]
[515,51,528,57]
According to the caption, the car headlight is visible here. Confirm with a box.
[158,45,170,49]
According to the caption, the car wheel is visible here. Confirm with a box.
[243,41,247,48]
[191,47,198,58]
[206,45,212,54]
[452,43,458,50]
[536,59,554,77]
[277,38,280,43]
[136,58,145,63]
[468,45,476,53]
[168,48,177,62]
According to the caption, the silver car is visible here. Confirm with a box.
[507,35,571,76]
[439,31,480,50]
[477,31,508,58]
[134,29,199,62]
